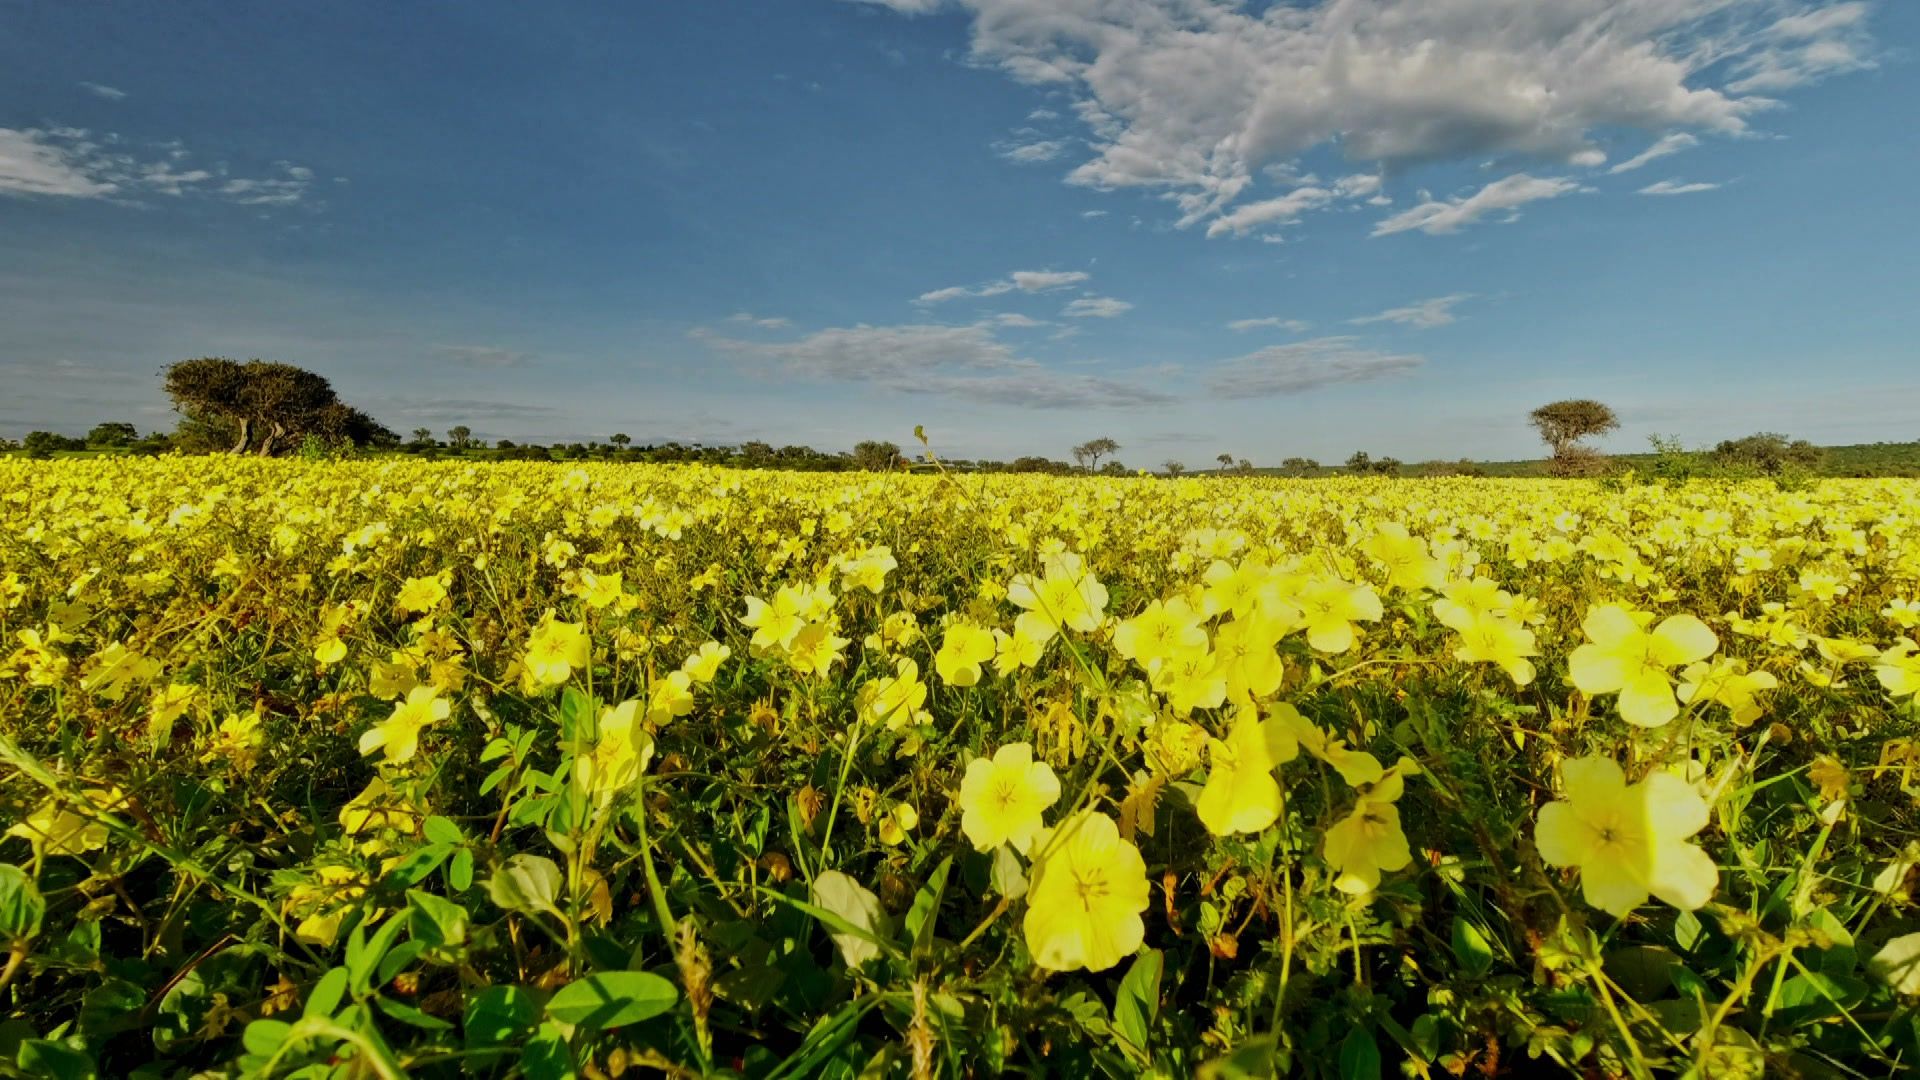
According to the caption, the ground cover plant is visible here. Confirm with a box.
[5,456,1920,1078]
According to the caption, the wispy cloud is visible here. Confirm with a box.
[727,311,792,329]
[996,138,1067,164]
[388,398,560,421]
[1349,294,1473,329]
[862,0,1873,236]
[916,268,1090,304]
[79,82,127,101]
[0,126,322,207]
[431,344,533,368]
[694,321,1170,408]
[1206,338,1424,398]
[1608,132,1699,174]
[1372,175,1584,237]
[1227,317,1310,333]
[1061,296,1132,319]
[1638,179,1721,196]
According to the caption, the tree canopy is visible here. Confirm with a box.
[162,358,395,455]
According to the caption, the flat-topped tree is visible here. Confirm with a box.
[163,357,393,455]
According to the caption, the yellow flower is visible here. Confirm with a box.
[1276,704,1384,787]
[1878,640,1920,701]
[1360,523,1445,593]
[856,658,928,730]
[958,742,1060,853]
[1451,611,1539,687]
[741,586,809,651]
[1323,758,1417,894]
[201,708,266,773]
[359,685,449,764]
[647,670,696,723]
[1024,811,1151,973]
[1296,575,1383,654]
[680,640,731,684]
[7,786,126,857]
[1677,659,1780,725]
[339,776,426,835]
[1112,597,1208,673]
[786,621,849,679]
[393,573,449,615]
[1567,603,1718,728]
[1534,756,1718,917]
[1151,649,1228,714]
[1007,552,1108,640]
[991,625,1047,674]
[837,545,897,595]
[1430,577,1515,633]
[878,802,918,846]
[1195,705,1297,836]
[935,622,996,686]
[522,618,590,691]
[575,699,655,805]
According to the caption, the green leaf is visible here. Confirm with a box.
[348,915,405,996]
[449,847,475,892]
[903,856,952,957]
[376,940,428,989]
[240,1019,293,1057]
[423,815,464,845]
[1112,948,1163,1059]
[16,1039,96,1080]
[1408,1015,1441,1062]
[1451,917,1493,978]
[1673,910,1704,953]
[305,967,350,1020]
[1198,1036,1276,1080]
[381,843,453,888]
[375,994,455,1031]
[480,764,513,795]
[406,889,470,949]
[990,845,1028,901]
[464,985,539,1048]
[0,864,45,942]
[545,971,679,1030]
[519,1020,574,1080]
[487,854,563,918]
[805,872,896,970]
[1337,1028,1382,1080]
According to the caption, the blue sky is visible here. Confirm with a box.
[2,0,1914,463]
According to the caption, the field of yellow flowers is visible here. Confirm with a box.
[5,456,1920,1078]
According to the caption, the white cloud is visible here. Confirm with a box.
[1608,132,1698,174]
[1729,1,1876,92]
[1227,317,1310,333]
[1349,294,1473,329]
[431,344,533,368]
[0,129,117,197]
[1061,296,1133,318]
[865,0,1878,235]
[79,82,127,101]
[1206,337,1424,398]
[694,321,1170,408]
[844,0,946,12]
[1205,185,1334,238]
[1638,179,1721,196]
[917,268,1089,303]
[1371,174,1582,237]
[997,138,1067,163]
[1081,209,1109,218]
[0,126,320,206]
[988,313,1048,328]
[727,311,793,329]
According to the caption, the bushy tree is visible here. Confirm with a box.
[1073,437,1120,472]
[86,422,139,448]
[1162,460,1186,476]
[23,431,84,459]
[852,440,902,471]
[1279,457,1319,477]
[1713,432,1822,476]
[162,358,394,455]
[447,425,474,451]
[1530,399,1619,476]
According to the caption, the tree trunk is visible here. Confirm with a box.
[229,415,252,455]
[257,420,286,457]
